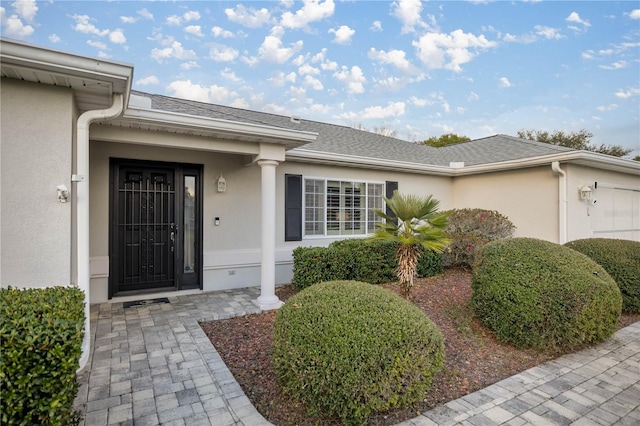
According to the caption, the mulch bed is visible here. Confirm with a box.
[200,268,640,425]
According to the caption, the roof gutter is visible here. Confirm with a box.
[76,94,125,371]
[289,148,640,177]
[551,162,568,244]
[120,108,318,148]
[286,149,453,176]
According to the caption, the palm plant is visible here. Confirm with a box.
[372,191,450,298]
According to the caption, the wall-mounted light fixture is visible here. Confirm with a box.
[578,184,596,204]
[217,174,226,193]
[57,184,69,203]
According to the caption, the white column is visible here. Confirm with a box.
[253,159,283,310]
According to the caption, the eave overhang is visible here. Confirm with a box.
[288,148,640,176]
[0,38,133,112]
[105,107,318,149]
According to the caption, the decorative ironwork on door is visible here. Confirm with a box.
[116,167,176,293]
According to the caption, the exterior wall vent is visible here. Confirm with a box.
[290,116,301,124]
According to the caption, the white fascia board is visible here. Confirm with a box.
[453,151,640,176]
[0,38,133,93]
[286,149,453,176]
[121,107,318,148]
[288,148,640,177]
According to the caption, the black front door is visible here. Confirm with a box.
[110,160,202,297]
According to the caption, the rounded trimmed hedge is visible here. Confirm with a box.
[565,238,640,313]
[472,238,622,352]
[272,281,444,425]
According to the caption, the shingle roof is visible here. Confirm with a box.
[132,90,578,167]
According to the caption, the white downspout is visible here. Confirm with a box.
[77,94,124,371]
[551,162,568,244]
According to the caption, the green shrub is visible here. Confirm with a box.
[1,286,85,426]
[472,238,621,352]
[565,238,640,313]
[273,281,444,425]
[292,240,443,290]
[443,208,515,268]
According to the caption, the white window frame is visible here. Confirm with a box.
[302,177,385,238]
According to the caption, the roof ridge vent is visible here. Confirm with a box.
[290,115,301,124]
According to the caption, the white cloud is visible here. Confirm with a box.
[599,61,628,70]
[596,104,618,111]
[230,98,250,109]
[138,8,153,20]
[225,4,271,29]
[167,80,209,102]
[180,61,199,70]
[258,26,303,63]
[212,26,234,38]
[499,77,512,88]
[49,33,61,43]
[392,0,426,34]
[166,80,234,104]
[368,48,414,72]
[333,65,366,94]
[534,25,563,40]
[566,12,590,29]
[581,50,594,60]
[329,25,355,44]
[109,29,126,44]
[615,87,640,98]
[221,68,242,82]
[409,96,429,107]
[268,71,297,87]
[413,29,497,72]
[370,20,382,32]
[184,11,200,22]
[361,102,406,119]
[72,14,109,36]
[209,45,239,62]
[467,91,480,102]
[0,7,34,38]
[87,40,108,50]
[185,25,203,37]
[298,63,320,75]
[136,75,160,86]
[303,75,324,90]
[280,0,335,29]
[503,32,537,44]
[151,41,197,62]
[629,9,640,19]
[166,15,182,26]
[12,0,37,21]
[121,16,137,24]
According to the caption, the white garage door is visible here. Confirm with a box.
[591,182,640,241]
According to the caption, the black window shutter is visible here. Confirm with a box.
[285,174,303,241]
[385,181,398,218]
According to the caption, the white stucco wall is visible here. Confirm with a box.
[452,166,560,242]
[0,79,74,287]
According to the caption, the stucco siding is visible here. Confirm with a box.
[0,79,74,287]
[452,166,559,242]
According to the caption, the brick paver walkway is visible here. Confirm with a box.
[74,288,640,425]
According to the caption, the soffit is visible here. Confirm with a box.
[0,38,132,112]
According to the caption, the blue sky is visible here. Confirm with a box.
[2,1,639,156]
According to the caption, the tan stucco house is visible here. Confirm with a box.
[2,38,639,368]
